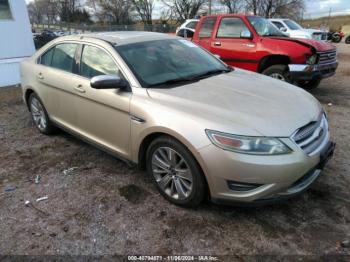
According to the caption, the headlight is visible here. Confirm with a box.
[306,54,318,65]
[206,130,292,155]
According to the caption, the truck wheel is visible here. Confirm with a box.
[262,65,290,82]
[332,34,342,43]
[345,36,350,44]
[297,79,321,90]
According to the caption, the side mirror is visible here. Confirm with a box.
[90,75,130,90]
[240,29,252,39]
[280,27,288,33]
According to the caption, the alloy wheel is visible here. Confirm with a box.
[30,97,47,131]
[151,147,193,200]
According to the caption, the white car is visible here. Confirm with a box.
[269,19,328,41]
[175,19,199,34]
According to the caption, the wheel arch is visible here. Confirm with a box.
[137,130,211,196]
[24,88,35,110]
[258,55,291,73]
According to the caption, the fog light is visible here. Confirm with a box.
[227,180,263,191]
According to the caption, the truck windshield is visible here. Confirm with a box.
[115,39,230,88]
[247,16,286,37]
[283,20,302,30]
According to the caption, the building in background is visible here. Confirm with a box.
[0,0,35,87]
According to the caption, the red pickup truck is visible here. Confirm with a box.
[192,14,338,89]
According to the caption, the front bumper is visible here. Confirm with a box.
[198,136,335,206]
[289,62,338,82]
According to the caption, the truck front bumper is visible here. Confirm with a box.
[289,61,338,82]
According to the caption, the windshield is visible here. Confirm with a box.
[283,20,302,30]
[115,39,230,88]
[247,16,286,37]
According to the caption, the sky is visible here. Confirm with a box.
[25,0,350,19]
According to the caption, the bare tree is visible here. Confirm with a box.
[87,0,133,24]
[220,0,244,13]
[244,0,262,15]
[245,0,304,18]
[27,0,59,26]
[162,0,207,22]
[131,0,154,25]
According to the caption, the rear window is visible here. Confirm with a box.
[40,48,54,66]
[51,44,77,73]
[198,17,216,38]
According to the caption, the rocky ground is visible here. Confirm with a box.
[0,43,349,260]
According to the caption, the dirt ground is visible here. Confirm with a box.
[0,43,349,259]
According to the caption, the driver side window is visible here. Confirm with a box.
[217,17,250,38]
[80,45,120,79]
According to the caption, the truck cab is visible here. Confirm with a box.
[192,14,338,89]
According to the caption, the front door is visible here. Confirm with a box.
[211,16,259,72]
[73,44,131,158]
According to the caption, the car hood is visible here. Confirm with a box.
[146,69,322,137]
[271,36,335,51]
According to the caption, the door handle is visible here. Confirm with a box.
[214,41,221,46]
[74,85,86,93]
[243,43,256,48]
[37,73,44,80]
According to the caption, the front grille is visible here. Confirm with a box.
[318,50,337,66]
[292,114,329,155]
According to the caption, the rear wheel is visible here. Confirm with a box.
[262,64,290,82]
[146,136,206,208]
[28,93,57,135]
[297,79,321,90]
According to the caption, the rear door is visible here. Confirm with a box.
[211,16,259,71]
[36,43,81,130]
[193,17,217,51]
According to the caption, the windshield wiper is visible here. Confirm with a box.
[192,67,233,80]
[147,77,198,88]
[147,67,233,88]
[263,33,286,37]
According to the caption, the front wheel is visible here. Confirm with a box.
[297,79,321,90]
[262,64,291,82]
[146,136,206,208]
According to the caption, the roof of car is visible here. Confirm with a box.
[60,31,177,46]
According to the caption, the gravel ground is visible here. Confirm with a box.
[0,43,349,259]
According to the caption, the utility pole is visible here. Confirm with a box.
[327,7,332,28]
[209,0,212,15]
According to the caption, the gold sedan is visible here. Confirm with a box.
[20,32,335,207]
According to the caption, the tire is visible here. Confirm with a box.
[297,79,321,90]
[146,136,206,208]
[28,93,57,135]
[345,36,350,44]
[262,64,290,82]
[332,34,342,43]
